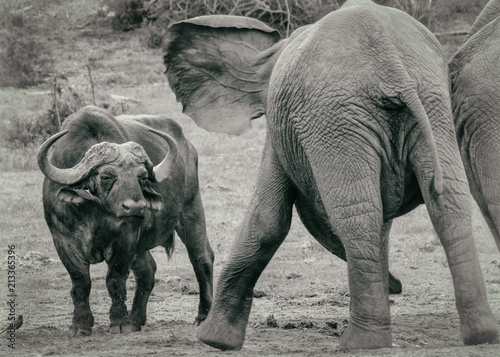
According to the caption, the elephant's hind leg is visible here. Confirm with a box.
[334,208,393,351]
[295,195,402,294]
[422,187,499,345]
[307,148,393,350]
[411,139,499,346]
[198,144,297,350]
[476,196,500,252]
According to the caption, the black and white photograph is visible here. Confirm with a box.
[1,0,499,355]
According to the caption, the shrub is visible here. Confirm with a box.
[1,117,39,149]
[0,2,54,87]
[383,0,488,31]
[139,0,340,46]
[390,0,433,27]
[2,101,70,149]
[1,79,88,149]
[106,0,490,44]
[107,0,146,31]
[134,0,488,47]
[432,0,488,29]
[142,23,164,49]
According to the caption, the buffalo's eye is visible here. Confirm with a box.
[139,173,149,185]
[100,175,115,184]
[99,174,116,191]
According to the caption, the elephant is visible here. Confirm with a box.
[163,0,499,351]
[449,0,500,253]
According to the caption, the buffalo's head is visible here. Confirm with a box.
[37,129,178,220]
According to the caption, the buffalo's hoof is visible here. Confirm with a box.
[110,324,132,334]
[129,313,146,332]
[194,313,208,326]
[110,318,133,334]
[69,323,92,337]
[388,273,402,295]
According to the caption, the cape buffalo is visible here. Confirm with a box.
[37,106,214,336]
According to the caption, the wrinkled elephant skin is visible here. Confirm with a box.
[450,0,500,254]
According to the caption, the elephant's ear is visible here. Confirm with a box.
[163,15,281,135]
[465,1,500,41]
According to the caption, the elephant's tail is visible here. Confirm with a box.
[400,88,444,195]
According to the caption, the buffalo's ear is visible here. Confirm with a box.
[57,188,102,205]
[143,186,163,211]
[163,15,281,135]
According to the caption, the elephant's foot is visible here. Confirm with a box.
[460,308,499,345]
[69,323,92,337]
[339,324,392,350]
[388,272,402,294]
[198,314,246,350]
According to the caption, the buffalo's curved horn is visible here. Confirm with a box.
[149,128,179,182]
[37,130,94,185]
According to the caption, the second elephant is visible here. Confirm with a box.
[450,0,500,253]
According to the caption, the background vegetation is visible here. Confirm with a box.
[0,0,489,156]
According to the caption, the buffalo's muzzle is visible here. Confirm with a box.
[119,199,147,218]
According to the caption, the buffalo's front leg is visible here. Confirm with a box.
[106,252,132,334]
[176,189,214,325]
[198,145,296,350]
[129,251,157,331]
[53,233,94,337]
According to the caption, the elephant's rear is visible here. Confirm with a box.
[268,1,448,123]
[267,0,451,206]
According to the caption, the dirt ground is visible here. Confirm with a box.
[4,228,500,357]
[2,171,499,357]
